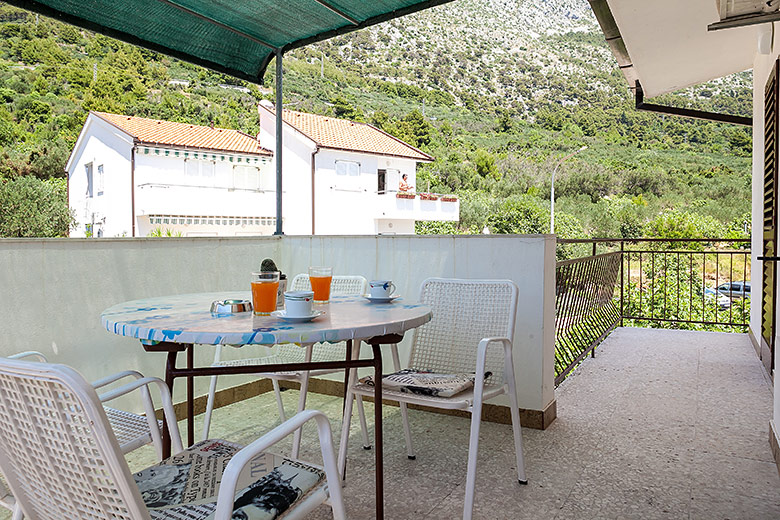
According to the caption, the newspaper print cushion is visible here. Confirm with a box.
[134,439,324,520]
[359,368,492,398]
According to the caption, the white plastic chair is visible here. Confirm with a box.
[203,274,371,458]
[6,351,165,457]
[339,278,527,520]
[0,357,346,520]
[0,352,166,520]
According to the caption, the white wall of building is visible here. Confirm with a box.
[0,235,556,417]
[67,116,134,238]
[258,104,457,235]
[258,108,315,235]
[752,30,780,449]
[313,148,418,235]
[134,153,276,237]
[68,114,276,238]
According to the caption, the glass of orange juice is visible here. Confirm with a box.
[309,266,333,304]
[251,271,280,315]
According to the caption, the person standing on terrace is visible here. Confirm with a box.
[399,174,413,192]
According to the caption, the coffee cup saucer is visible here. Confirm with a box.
[363,294,401,303]
[271,310,325,322]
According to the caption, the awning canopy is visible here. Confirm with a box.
[8,0,453,83]
[591,0,758,98]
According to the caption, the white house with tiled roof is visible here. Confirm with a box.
[66,111,274,237]
[258,100,459,235]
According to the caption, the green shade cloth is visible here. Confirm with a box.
[8,0,453,83]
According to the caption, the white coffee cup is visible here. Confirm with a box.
[369,280,396,298]
[284,291,314,317]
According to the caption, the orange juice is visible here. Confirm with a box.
[310,275,332,303]
[251,280,279,315]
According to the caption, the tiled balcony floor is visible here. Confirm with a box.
[8,327,776,519]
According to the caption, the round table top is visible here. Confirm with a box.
[101,292,432,346]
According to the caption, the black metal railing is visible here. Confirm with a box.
[555,238,751,384]
[555,251,621,385]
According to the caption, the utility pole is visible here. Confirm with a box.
[321,51,324,78]
[93,63,97,82]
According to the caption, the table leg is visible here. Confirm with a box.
[342,339,353,415]
[162,350,179,459]
[372,343,384,520]
[338,340,362,478]
[187,344,194,447]
[291,344,314,459]
[339,340,354,479]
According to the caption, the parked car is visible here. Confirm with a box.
[717,281,751,300]
[704,287,731,309]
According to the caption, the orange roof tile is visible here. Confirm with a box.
[263,106,433,162]
[93,111,271,156]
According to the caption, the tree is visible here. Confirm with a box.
[0,176,74,237]
[474,148,500,181]
[397,109,433,148]
[486,196,548,234]
[330,95,364,121]
[643,210,726,245]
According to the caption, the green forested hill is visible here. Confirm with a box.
[0,0,753,239]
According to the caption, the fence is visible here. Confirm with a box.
[555,238,751,385]
[555,251,621,385]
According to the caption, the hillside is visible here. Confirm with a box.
[0,0,753,240]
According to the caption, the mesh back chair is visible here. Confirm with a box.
[203,275,369,458]
[340,278,527,520]
[5,352,165,457]
[0,357,345,520]
[0,352,167,520]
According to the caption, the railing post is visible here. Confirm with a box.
[592,241,597,257]
[620,240,625,328]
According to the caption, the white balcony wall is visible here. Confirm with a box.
[0,235,555,416]
[376,193,460,222]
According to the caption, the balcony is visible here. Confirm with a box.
[375,191,460,222]
[117,326,776,519]
[0,234,777,518]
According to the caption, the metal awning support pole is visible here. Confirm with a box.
[274,48,284,235]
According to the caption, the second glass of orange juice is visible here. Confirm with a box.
[251,271,280,315]
[309,266,333,303]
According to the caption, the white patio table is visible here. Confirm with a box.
[102,291,432,520]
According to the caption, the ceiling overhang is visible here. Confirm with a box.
[590,0,759,98]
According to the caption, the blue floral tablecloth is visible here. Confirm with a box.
[102,292,432,346]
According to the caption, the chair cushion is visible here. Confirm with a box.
[359,368,491,398]
[135,439,324,520]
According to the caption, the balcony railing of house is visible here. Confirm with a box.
[554,238,751,386]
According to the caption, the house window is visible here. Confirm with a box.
[202,161,216,178]
[233,166,260,190]
[336,160,360,176]
[377,169,386,194]
[185,159,199,177]
[97,165,104,196]
[85,163,93,198]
